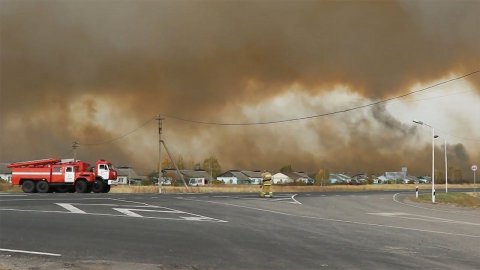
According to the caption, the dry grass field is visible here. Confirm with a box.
[110,183,479,194]
[415,192,480,208]
[0,182,477,194]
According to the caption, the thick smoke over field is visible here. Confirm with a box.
[0,0,479,175]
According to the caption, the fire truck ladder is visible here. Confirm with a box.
[7,158,61,168]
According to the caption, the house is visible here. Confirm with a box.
[0,164,11,183]
[272,172,293,184]
[115,166,147,185]
[163,169,212,186]
[351,174,368,185]
[385,171,407,182]
[216,170,263,184]
[373,175,387,184]
[328,173,351,184]
[284,172,314,184]
[0,173,11,183]
[217,170,251,184]
[241,170,263,185]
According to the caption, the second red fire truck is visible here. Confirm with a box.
[8,158,118,193]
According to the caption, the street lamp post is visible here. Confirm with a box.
[413,120,437,203]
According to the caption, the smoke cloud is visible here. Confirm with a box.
[1,0,479,176]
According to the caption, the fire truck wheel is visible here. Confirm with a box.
[21,180,36,193]
[36,181,50,193]
[75,180,90,193]
[102,185,111,193]
[92,180,105,193]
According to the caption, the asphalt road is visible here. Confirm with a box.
[0,191,479,269]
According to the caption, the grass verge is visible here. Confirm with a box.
[0,183,21,192]
[110,184,479,194]
[0,182,477,195]
[415,192,480,208]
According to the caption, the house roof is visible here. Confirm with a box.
[281,172,312,180]
[116,167,146,180]
[230,171,249,181]
[274,172,311,180]
[273,172,289,178]
[218,170,254,181]
[241,170,262,178]
[164,169,212,181]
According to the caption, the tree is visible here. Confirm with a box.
[315,168,329,186]
[161,157,172,169]
[147,171,159,183]
[202,156,222,178]
[435,170,444,184]
[280,165,293,174]
[143,171,157,185]
[366,174,374,184]
[193,162,201,170]
[453,168,463,183]
[176,155,185,170]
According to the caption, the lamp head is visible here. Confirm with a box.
[413,119,423,125]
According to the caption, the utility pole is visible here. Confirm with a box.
[72,141,80,161]
[156,114,164,193]
[444,138,448,193]
[156,114,189,193]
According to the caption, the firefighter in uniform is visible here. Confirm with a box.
[260,171,273,198]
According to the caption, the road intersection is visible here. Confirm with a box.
[1,191,479,269]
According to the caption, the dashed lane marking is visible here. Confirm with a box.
[0,248,61,257]
[368,212,480,226]
[56,203,86,214]
[200,194,302,204]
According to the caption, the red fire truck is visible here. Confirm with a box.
[8,158,118,193]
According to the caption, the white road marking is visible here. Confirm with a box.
[113,208,183,217]
[0,207,227,222]
[368,212,480,226]
[178,197,480,238]
[109,198,151,206]
[0,248,61,257]
[368,212,408,217]
[0,198,228,222]
[113,208,144,217]
[181,216,209,221]
[72,203,160,208]
[56,203,86,214]
[0,194,27,197]
[290,194,302,205]
[207,194,301,204]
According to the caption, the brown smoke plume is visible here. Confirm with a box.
[1,0,479,176]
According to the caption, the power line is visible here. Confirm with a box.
[74,70,480,145]
[163,70,480,126]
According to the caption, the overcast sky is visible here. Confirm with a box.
[1,0,479,176]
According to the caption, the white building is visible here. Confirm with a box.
[0,173,12,183]
[272,173,293,184]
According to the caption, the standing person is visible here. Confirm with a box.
[260,171,273,198]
